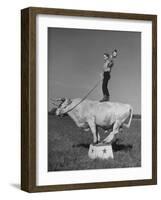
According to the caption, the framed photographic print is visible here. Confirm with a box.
[21,7,157,192]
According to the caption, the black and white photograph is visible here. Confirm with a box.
[21,7,157,192]
[48,27,141,171]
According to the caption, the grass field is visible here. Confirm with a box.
[48,114,141,171]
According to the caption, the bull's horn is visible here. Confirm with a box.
[50,98,65,102]
[51,102,59,106]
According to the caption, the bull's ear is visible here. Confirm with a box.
[67,99,72,105]
[61,97,66,102]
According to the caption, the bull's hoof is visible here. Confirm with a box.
[103,139,113,144]
[93,141,98,145]
[102,140,112,145]
[103,134,114,144]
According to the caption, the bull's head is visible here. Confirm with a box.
[51,97,72,116]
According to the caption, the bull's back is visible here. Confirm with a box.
[93,102,131,126]
[72,99,131,127]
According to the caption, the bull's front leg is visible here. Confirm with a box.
[87,116,98,144]
[103,120,121,143]
[96,126,101,142]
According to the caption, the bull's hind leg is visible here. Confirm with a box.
[103,120,121,143]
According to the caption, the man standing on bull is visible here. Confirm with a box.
[100,49,118,102]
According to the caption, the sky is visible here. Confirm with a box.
[48,28,141,114]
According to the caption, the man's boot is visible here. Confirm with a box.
[100,95,110,102]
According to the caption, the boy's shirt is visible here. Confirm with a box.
[103,59,114,72]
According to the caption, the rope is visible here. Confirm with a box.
[65,78,102,114]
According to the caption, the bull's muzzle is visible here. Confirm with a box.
[56,109,65,118]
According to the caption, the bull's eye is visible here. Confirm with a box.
[58,102,63,108]
[63,105,68,109]
[59,101,70,110]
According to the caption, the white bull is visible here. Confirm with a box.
[55,98,133,144]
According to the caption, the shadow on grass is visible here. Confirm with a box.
[72,143,90,149]
[112,139,133,152]
[72,139,133,153]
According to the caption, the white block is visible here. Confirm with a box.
[88,143,114,160]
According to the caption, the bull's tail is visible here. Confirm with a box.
[123,106,133,128]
